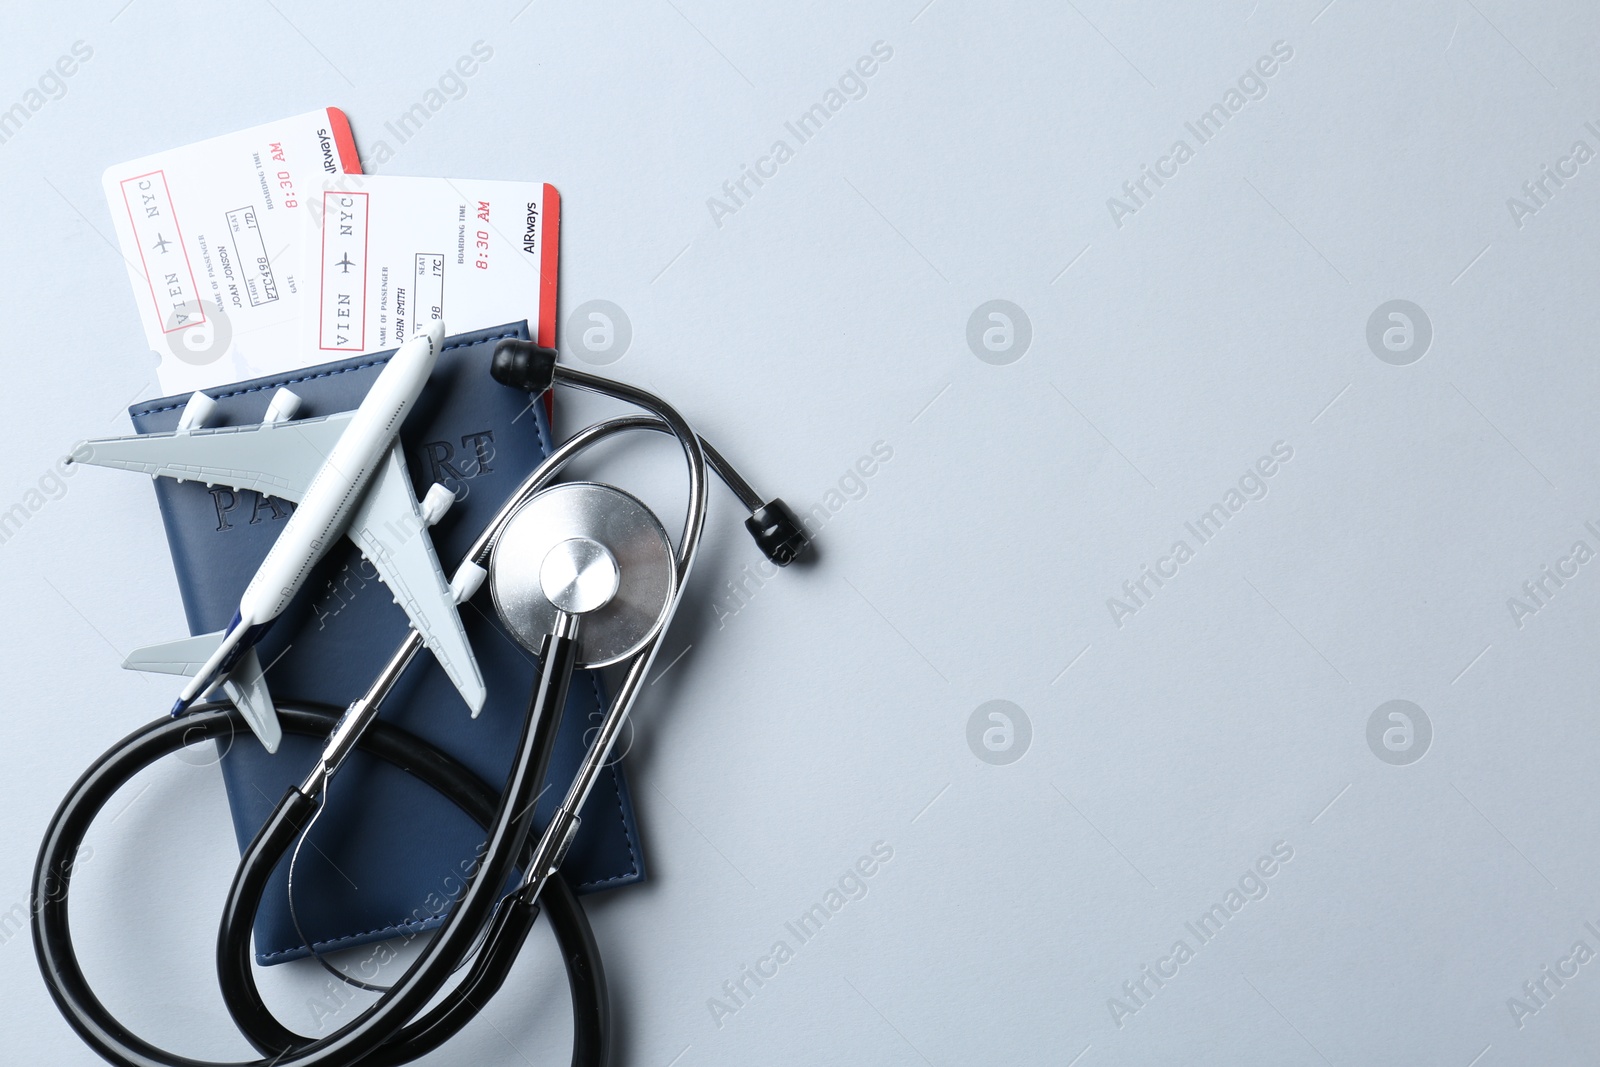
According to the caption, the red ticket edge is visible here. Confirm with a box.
[540,184,560,419]
[327,107,363,175]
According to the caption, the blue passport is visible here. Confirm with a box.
[127,322,645,965]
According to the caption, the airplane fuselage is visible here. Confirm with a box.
[238,330,441,626]
[66,321,474,723]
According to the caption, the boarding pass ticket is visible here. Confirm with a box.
[302,175,559,359]
[103,108,361,395]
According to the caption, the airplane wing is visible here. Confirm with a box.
[69,412,356,503]
[346,444,487,714]
[125,635,283,752]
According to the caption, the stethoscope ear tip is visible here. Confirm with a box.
[491,339,559,397]
[746,498,810,566]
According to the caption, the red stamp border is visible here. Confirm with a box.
[119,169,206,336]
[317,190,370,351]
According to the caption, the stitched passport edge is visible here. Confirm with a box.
[130,328,643,963]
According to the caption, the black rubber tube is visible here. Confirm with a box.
[218,632,587,1062]
[32,702,606,1067]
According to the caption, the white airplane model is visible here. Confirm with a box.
[67,321,486,752]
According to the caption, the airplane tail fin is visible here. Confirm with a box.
[125,631,283,753]
[218,649,282,754]
[171,611,272,713]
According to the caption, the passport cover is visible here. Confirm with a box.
[127,322,645,965]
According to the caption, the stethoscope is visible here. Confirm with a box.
[32,339,810,1067]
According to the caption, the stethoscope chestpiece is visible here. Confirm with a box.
[489,481,676,668]
[540,537,621,616]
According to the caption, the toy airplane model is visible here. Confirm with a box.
[66,321,485,752]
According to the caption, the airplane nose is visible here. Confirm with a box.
[424,319,446,353]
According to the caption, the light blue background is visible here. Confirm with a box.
[2,1,1599,1064]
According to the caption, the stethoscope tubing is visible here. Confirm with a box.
[31,702,607,1067]
[33,366,773,1067]
[218,623,583,1062]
